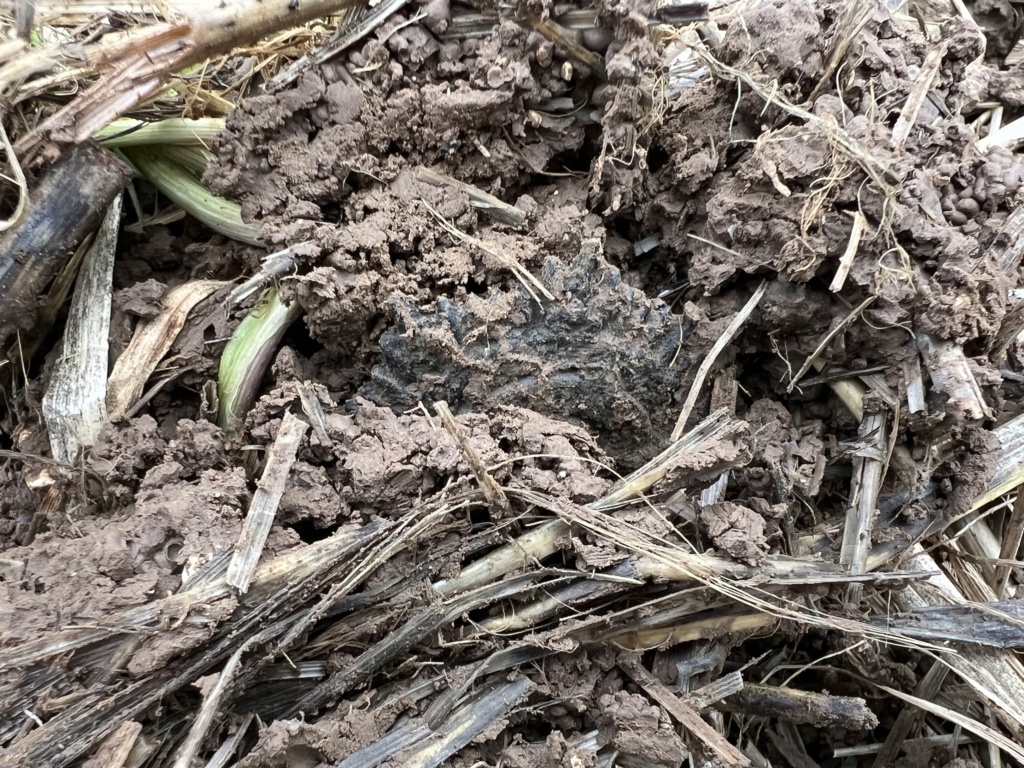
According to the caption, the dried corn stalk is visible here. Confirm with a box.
[106,280,229,420]
[42,195,122,466]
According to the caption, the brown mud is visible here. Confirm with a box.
[4,0,1024,766]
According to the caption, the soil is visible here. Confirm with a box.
[4,0,1024,766]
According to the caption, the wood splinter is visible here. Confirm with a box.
[225,410,309,593]
[434,400,512,518]
[841,408,888,606]
[619,654,751,767]
[416,167,526,227]
[717,683,878,731]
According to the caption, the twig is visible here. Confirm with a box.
[811,357,922,489]
[296,381,332,447]
[788,295,875,393]
[170,639,256,768]
[980,114,1024,151]
[719,683,877,730]
[24,485,62,546]
[821,360,867,421]
[618,654,751,767]
[988,204,1024,274]
[950,0,983,35]
[612,408,741,503]
[14,0,33,39]
[803,412,1024,567]
[17,230,94,364]
[337,675,534,768]
[0,520,385,765]
[272,504,457,652]
[971,411,1024,511]
[270,0,407,89]
[992,300,1024,361]
[800,365,887,387]
[896,546,1024,741]
[767,724,819,768]
[684,672,745,710]
[700,474,729,507]
[880,599,1024,649]
[432,516,565,598]
[226,411,308,592]
[536,480,940,647]
[838,734,979,758]
[421,200,553,304]
[948,516,1001,587]
[416,168,526,227]
[611,613,776,650]
[990,106,1004,136]
[890,41,949,151]
[476,510,930,638]
[125,370,184,419]
[14,0,369,160]
[434,400,512,517]
[808,0,873,102]
[290,575,542,716]
[446,4,707,38]
[601,528,926,588]
[841,410,887,605]
[700,367,737,507]
[671,282,767,439]
[476,561,642,634]
[829,210,867,292]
